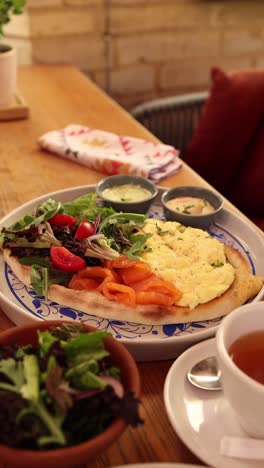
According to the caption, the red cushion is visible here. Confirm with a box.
[229,120,264,216]
[247,215,264,231]
[184,67,264,194]
[248,215,264,232]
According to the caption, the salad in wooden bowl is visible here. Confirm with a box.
[0,320,142,468]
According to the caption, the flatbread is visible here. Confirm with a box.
[3,244,263,325]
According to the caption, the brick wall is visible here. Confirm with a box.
[4,0,264,109]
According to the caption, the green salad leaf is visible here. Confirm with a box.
[21,354,40,401]
[38,331,58,355]
[62,192,114,221]
[6,199,62,233]
[30,264,69,299]
[65,362,107,391]
[30,265,49,299]
[63,330,110,366]
[99,212,151,259]
[0,358,25,392]
[123,233,152,259]
[19,257,49,267]
[99,212,147,232]
[5,214,36,232]
[83,234,120,261]
[35,199,62,221]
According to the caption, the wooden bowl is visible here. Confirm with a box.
[0,320,141,468]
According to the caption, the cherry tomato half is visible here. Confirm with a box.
[50,246,86,272]
[49,214,77,228]
[74,220,94,240]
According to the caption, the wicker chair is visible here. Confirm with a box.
[130,91,208,157]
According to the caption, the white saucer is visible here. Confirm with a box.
[164,338,264,468]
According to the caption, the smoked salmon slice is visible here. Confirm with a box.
[68,257,181,308]
[102,282,136,307]
[68,277,100,290]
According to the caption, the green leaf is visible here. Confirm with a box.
[5,199,61,233]
[39,355,56,385]
[65,359,99,381]
[3,237,51,249]
[64,358,108,390]
[19,256,49,267]
[63,192,115,223]
[49,323,86,341]
[36,198,61,217]
[0,358,25,390]
[107,366,120,379]
[33,400,66,447]
[63,331,110,366]
[68,369,106,391]
[6,214,36,232]
[30,264,69,298]
[65,358,107,390]
[30,265,49,299]
[0,230,14,247]
[21,354,39,402]
[15,344,33,359]
[84,234,120,261]
[99,212,147,232]
[124,233,152,259]
[38,331,58,355]
[62,193,95,217]
[0,0,26,37]
[35,199,62,225]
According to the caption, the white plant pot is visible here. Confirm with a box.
[0,45,16,108]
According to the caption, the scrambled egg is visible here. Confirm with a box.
[139,219,235,309]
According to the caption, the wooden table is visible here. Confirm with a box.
[0,65,262,467]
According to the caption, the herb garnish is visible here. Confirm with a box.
[155,223,173,236]
[182,204,195,214]
[211,260,224,268]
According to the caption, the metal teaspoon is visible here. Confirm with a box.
[187,355,222,391]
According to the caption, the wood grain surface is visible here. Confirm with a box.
[0,64,261,467]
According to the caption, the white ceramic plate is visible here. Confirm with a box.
[0,185,263,362]
[164,338,264,468]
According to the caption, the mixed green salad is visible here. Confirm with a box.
[0,323,142,450]
[0,192,151,299]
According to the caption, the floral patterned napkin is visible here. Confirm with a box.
[39,124,182,182]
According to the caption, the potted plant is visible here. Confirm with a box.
[0,0,26,108]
